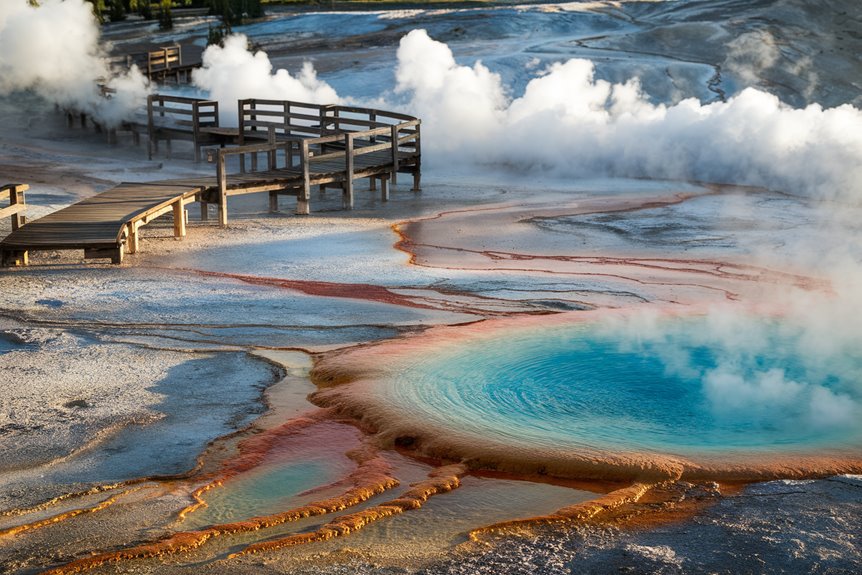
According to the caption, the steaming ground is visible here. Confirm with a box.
[1,0,862,573]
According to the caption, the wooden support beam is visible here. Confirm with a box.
[413,170,421,192]
[287,140,295,168]
[269,191,279,212]
[297,139,311,215]
[147,95,155,160]
[381,176,390,202]
[200,199,209,221]
[267,127,276,170]
[192,100,202,163]
[390,125,399,185]
[127,221,140,254]
[172,199,186,238]
[1,249,28,267]
[217,149,228,227]
[344,133,354,210]
[369,177,377,191]
[84,247,123,264]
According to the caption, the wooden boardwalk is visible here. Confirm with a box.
[1,183,202,264]
[1,103,421,265]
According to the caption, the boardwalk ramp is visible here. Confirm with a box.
[1,182,204,265]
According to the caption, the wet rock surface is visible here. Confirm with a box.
[272,477,862,575]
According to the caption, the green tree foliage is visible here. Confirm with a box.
[158,0,173,29]
[77,1,263,28]
[108,0,126,21]
[209,0,263,27]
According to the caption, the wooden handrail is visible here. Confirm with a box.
[200,100,421,224]
[148,95,221,162]
[0,184,27,231]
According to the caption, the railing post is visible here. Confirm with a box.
[217,149,228,227]
[237,99,245,173]
[390,125,399,185]
[147,94,155,160]
[413,121,422,192]
[192,101,202,162]
[1,184,28,266]
[297,140,311,215]
[267,127,276,170]
[250,100,258,172]
[10,184,27,231]
[344,133,354,209]
[284,104,291,139]
[320,104,337,136]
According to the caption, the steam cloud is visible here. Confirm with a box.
[723,30,780,87]
[0,0,150,127]
[601,301,862,436]
[192,34,339,126]
[193,29,862,202]
[393,30,862,201]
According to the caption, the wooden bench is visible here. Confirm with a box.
[148,95,237,162]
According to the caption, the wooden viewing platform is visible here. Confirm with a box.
[0,99,421,265]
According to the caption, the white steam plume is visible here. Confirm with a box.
[600,299,862,437]
[191,30,862,202]
[0,0,150,127]
[723,30,780,87]
[393,30,862,202]
[192,34,339,126]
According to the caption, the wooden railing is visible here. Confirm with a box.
[147,94,223,161]
[149,45,181,76]
[236,99,334,171]
[232,100,421,178]
[1,184,27,229]
[112,45,196,84]
[210,116,421,225]
[1,184,28,266]
[239,99,332,140]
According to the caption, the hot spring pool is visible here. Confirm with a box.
[362,315,862,460]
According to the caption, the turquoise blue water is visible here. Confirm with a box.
[389,318,862,455]
[185,460,332,528]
